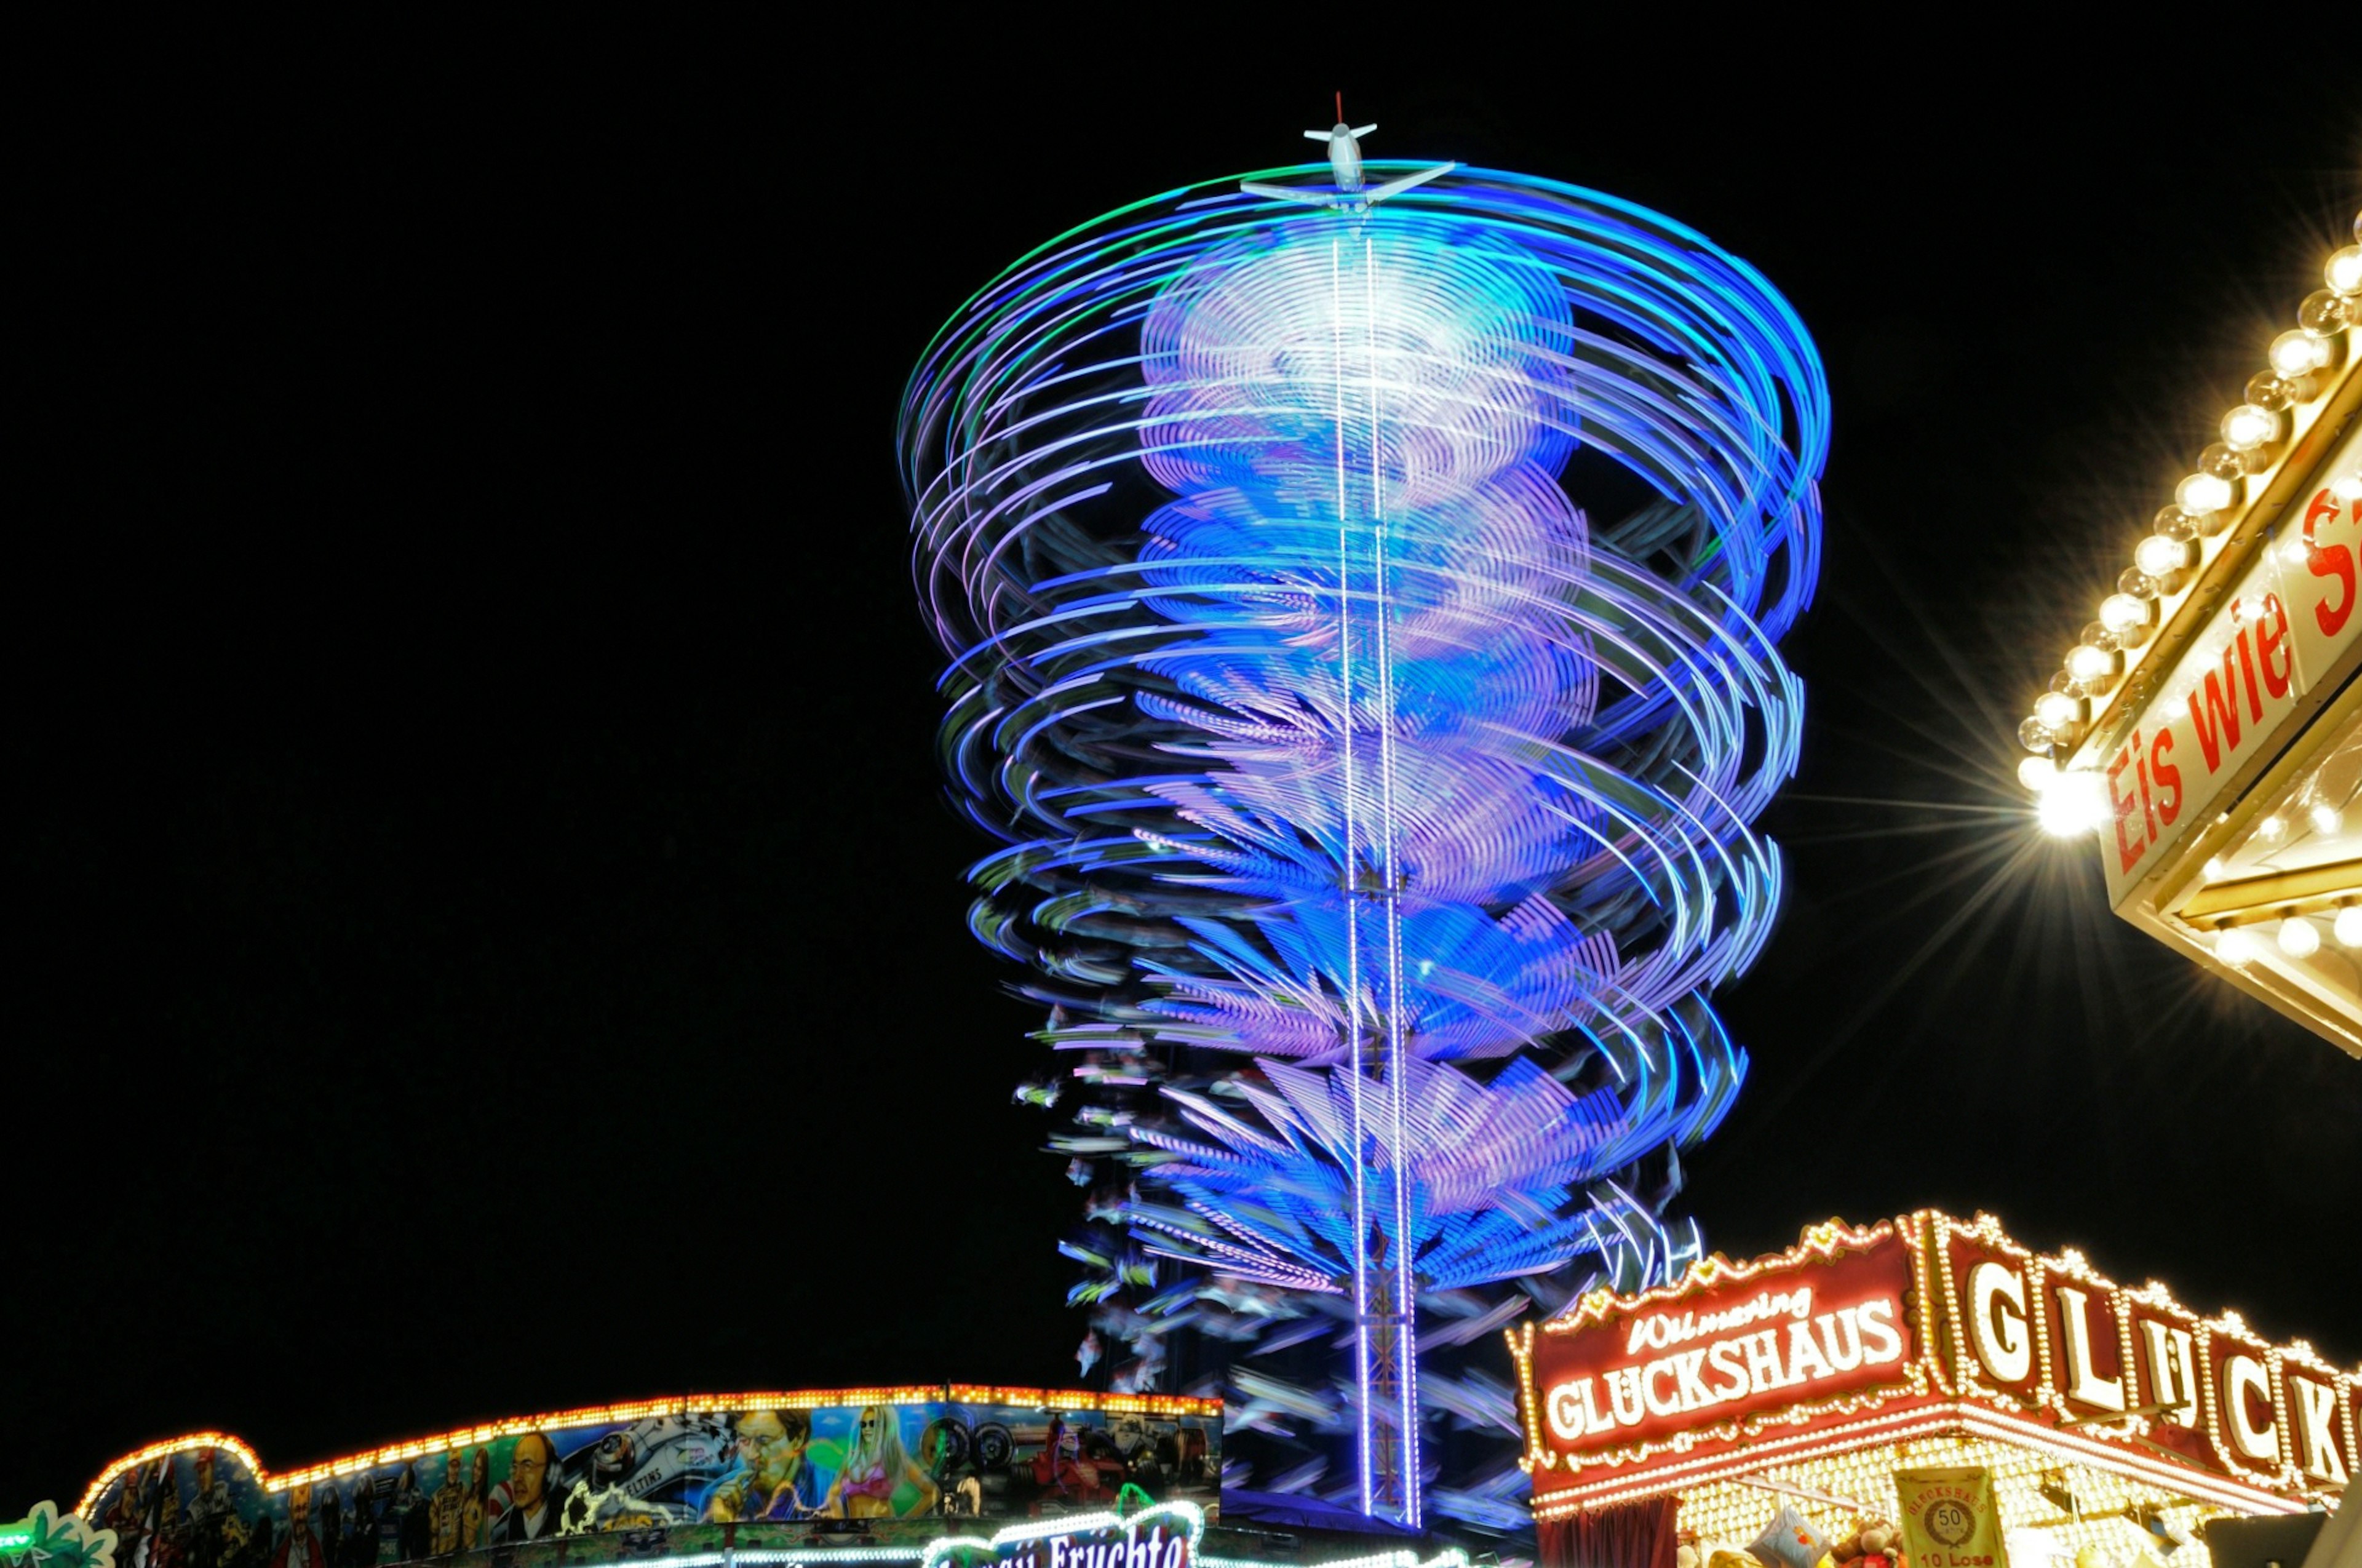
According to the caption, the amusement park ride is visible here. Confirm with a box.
[900,113,1827,1528]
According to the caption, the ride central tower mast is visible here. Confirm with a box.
[1336,221,1422,1521]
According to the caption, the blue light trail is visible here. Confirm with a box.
[901,157,1826,1530]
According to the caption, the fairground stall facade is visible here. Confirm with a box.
[2018,216,2362,1056]
[1509,1212,2352,1567]
[69,1388,1225,1568]
[56,1389,1471,1568]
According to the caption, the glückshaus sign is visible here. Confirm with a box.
[1510,1211,2357,1521]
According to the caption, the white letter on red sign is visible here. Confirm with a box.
[1968,1263,2030,1383]
[1856,1299,1904,1364]
[2222,1355,2280,1463]
[2054,1287,2125,1412]
[2289,1376,2349,1484]
[2137,1320,2198,1425]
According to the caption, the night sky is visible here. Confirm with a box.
[14,30,2360,1510]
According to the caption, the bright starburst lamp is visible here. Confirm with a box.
[900,120,1826,1530]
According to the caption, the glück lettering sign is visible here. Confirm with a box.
[1513,1211,2359,1514]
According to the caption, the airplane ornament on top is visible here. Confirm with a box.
[1239,94,1455,212]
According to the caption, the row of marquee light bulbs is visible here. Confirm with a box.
[2020,220,2362,840]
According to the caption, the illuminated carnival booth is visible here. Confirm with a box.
[60,1389,1473,1568]
[1508,1212,2352,1568]
[70,1389,1222,1568]
[2016,213,2362,1057]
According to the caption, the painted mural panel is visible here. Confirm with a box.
[85,1400,1220,1568]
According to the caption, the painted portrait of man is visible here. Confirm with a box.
[428,1454,465,1556]
[268,1484,324,1568]
[701,1411,816,1522]
[489,1435,564,1544]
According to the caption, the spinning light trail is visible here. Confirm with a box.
[901,141,1826,1529]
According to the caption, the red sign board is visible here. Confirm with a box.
[1524,1224,1918,1462]
[1517,1211,2360,1521]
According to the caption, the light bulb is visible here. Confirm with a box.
[2278,918,2320,959]
[2037,772,2106,837]
[2066,643,2117,684]
[2299,290,2353,336]
[2258,814,2286,842]
[2246,372,2297,412]
[2034,690,2082,730]
[2335,907,2362,948]
[2099,593,2152,634]
[2216,927,2262,966]
[2203,856,2227,882]
[2221,404,2279,452]
[2018,756,2058,792]
[2134,535,2190,578]
[2018,717,2054,753]
[2177,472,2235,515]
[2334,472,2362,504]
[2200,440,2247,480]
[2308,802,2343,837]
[2270,329,2331,377]
[2331,245,2362,297]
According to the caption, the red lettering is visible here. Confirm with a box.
[2134,728,2158,843]
[2150,728,2181,826]
[2109,747,2142,873]
[2235,622,2263,722]
[2256,594,2292,699]
[2306,489,2353,637]
[2190,642,2245,769]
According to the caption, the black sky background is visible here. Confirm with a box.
[12,25,2360,1510]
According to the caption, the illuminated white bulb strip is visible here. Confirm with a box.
[1529,1398,2311,1521]
[1672,1432,2225,1560]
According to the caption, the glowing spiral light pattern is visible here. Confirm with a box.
[901,160,1826,1529]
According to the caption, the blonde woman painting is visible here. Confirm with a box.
[464,1451,489,1550]
[822,1406,937,1518]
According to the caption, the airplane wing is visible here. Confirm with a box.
[1361,162,1455,204]
[1349,123,1377,137]
[1301,129,1330,142]
[1238,180,1339,207]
